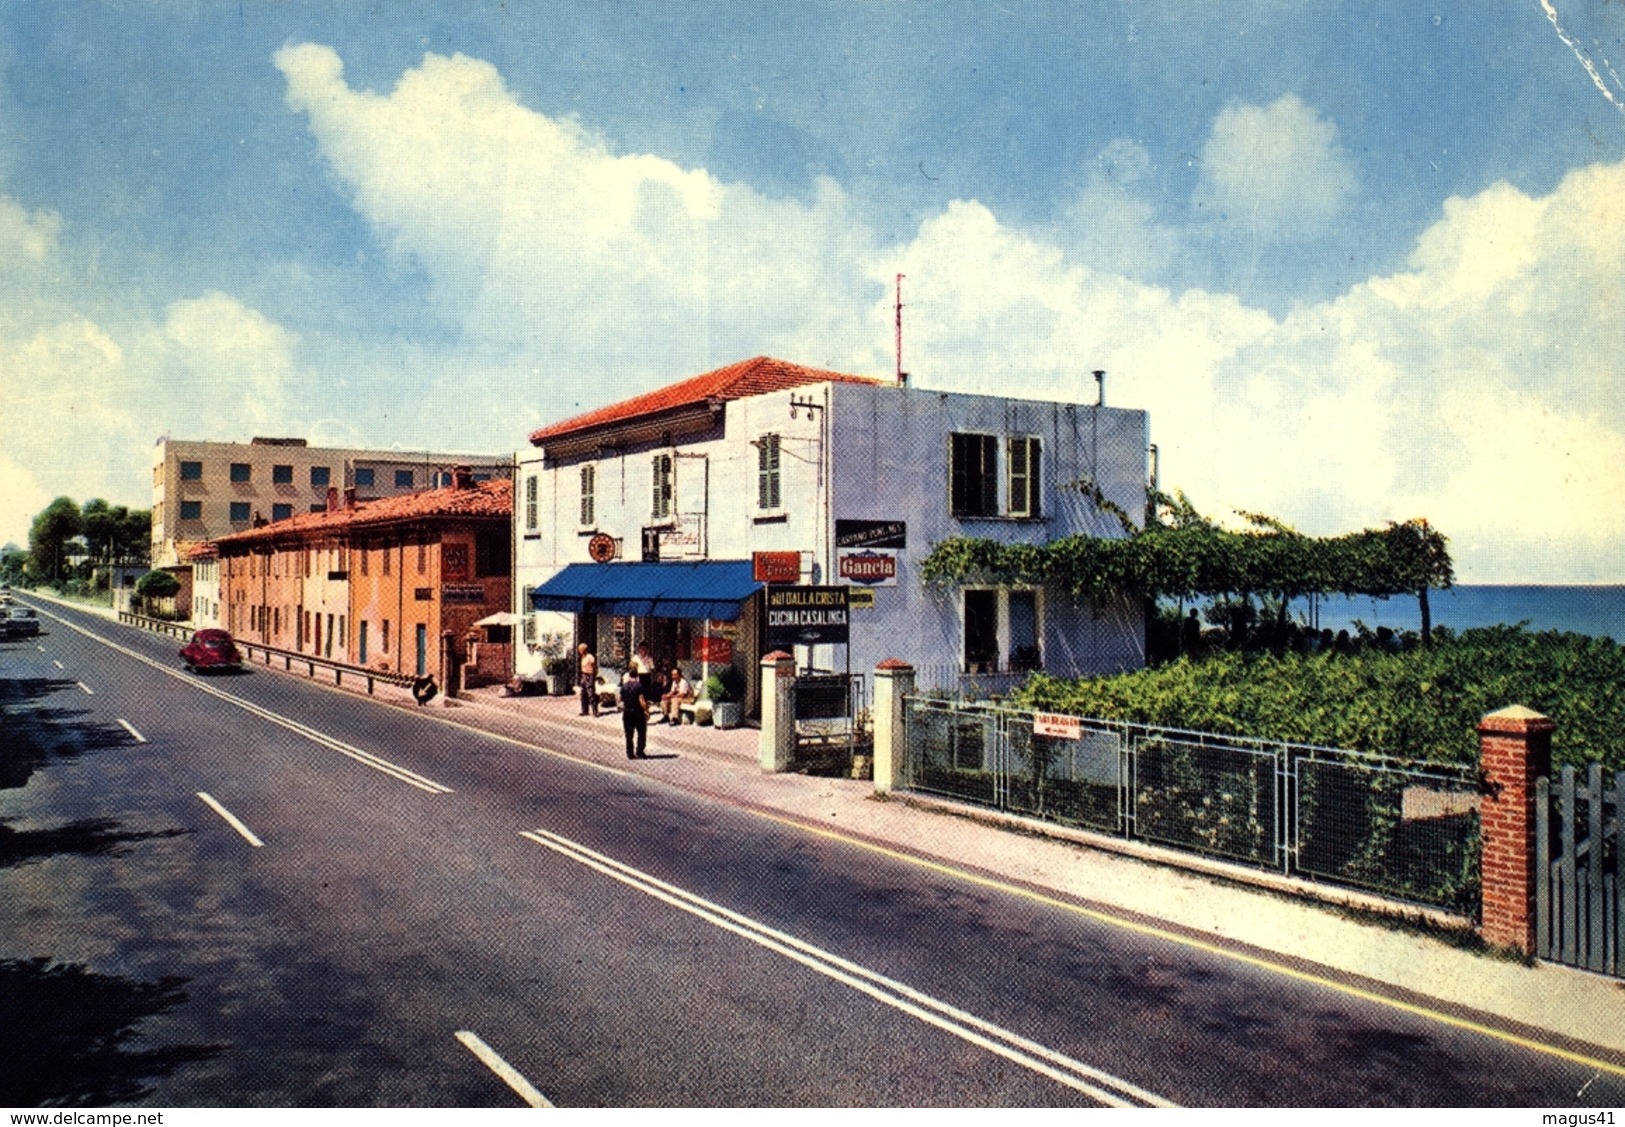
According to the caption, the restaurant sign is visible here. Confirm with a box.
[752,550,802,584]
[765,585,850,648]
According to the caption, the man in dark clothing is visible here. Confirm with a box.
[618,670,648,759]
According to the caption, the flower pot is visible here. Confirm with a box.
[549,672,573,696]
[712,701,743,729]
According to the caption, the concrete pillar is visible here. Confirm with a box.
[758,651,796,773]
[1478,704,1555,953]
[871,658,915,796]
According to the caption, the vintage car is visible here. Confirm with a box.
[4,606,39,637]
[179,628,244,673]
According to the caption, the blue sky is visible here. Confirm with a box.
[2,2,1622,582]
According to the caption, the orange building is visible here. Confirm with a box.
[213,469,512,689]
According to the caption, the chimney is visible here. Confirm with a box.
[326,486,341,512]
[343,487,358,510]
[452,465,474,491]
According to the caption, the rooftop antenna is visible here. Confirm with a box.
[1093,369,1106,407]
[895,273,908,387]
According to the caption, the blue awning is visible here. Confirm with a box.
[529,560,763,621]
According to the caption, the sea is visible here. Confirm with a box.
[1302,585,1625,643]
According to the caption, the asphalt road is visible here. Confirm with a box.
[4,597,1624,1107]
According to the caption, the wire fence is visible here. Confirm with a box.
[902,696,1481,914]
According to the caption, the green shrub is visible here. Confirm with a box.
[1013,626,1625,769]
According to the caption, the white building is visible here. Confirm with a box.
[514,356,1150,715]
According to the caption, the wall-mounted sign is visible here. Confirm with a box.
[442,542,469,581]
[660,515,704,559]
[765,585,850,648]
[641,527,661,563]
[443,585,486,604]
[587,533,617,563]
[835,519,906,549]
[837,548,898,586]
[847,587,875,609]
[693,634,734,664]
[753,551,802,584]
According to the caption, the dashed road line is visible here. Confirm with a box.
[454,1030,553,1107]
[197,791,265,848]
[39,608,452,794]
[76,681,94,695]
[117,718,148,744]
[520,826,1174,1107]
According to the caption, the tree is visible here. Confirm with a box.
[28,497,82,585]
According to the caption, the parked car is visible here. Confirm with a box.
[5,606,39,637]
[180,628,243,673]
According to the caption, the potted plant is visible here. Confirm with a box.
[540,634,574,695]
[706,666,745,729]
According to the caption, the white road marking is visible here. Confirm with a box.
[454,1030,554,1108]
[40,610,452,794]
[117,718,148,744]
[77,681,94,695]
[519,827,1175,1108]
[197,791,265,848]
[52,660,63,669]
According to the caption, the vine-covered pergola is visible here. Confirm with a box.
[920,491,1454,642]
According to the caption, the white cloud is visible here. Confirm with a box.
[274,44,877,386]
[1193,94,1357,242]
[862,159,1625,582]
[1054,140,1182,280]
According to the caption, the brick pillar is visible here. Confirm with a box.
[758,651,796,773]
[1478,704,1554,953]
[871,659,915,796]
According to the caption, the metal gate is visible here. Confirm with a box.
[790,673,869,772]
[1537,764,1623,977]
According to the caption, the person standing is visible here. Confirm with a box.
[619,669,648,758]
[631,641,657,713]
[577,642,599,717]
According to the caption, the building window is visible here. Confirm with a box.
[311,466,331,488]
[417,539,427,574]
[382,619,390,657]
[756,434,781,511]
[179,500,202,521]
[1007,436,1040,519]
[395,469,414,489]
[229,501,251,523]
[964,589,999,673]
[476,530,511,577]
[963,588,1042,673]
[230,463,251,483]
[382,540,391,576]
[579,466,595,527]
[354,467,375,488]
[359,621,369,665]
[950,433,997,517]
[524,475,539,532]
[272,503,293,522]
[179,460,203,481]
[651,453,674,521]
[272,464,293,485]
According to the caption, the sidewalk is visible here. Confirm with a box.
[28,592,1625,1064]
[437,684,1625,1063]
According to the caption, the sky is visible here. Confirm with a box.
[1,2,1622,583]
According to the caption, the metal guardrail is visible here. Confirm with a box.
[117,611,415,696]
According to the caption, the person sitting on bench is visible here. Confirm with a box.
[658,665,694,724]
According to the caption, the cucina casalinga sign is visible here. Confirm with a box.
[765,584,850,647]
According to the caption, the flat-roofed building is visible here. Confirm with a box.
[152,436,512,570]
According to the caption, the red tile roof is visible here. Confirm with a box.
[528,355,881,445]
[211,479,511,548]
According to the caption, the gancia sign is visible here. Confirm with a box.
[765,585,850,648]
